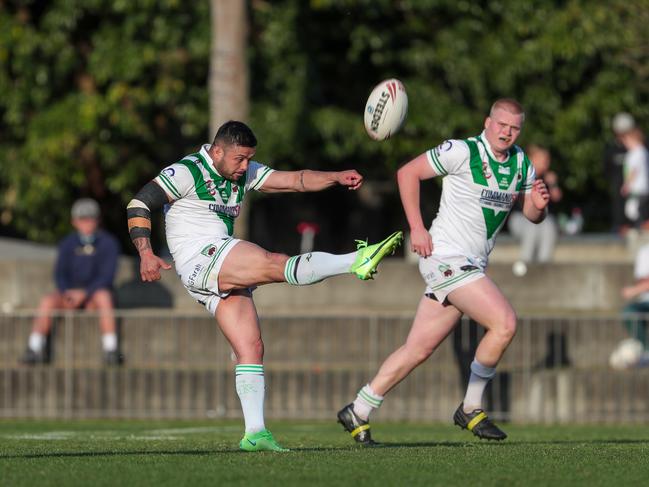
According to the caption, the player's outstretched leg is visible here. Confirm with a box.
[337,403,377,446]
[239,429,290,452]
[453,402,507,441]
[349,231,403,280]
[283,231,403,285]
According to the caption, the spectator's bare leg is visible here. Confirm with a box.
[86,290,116,334]
[32,292,64,335]
[86,289,117,353]
[21,291,66,363]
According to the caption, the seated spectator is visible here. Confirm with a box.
[21,198,123,365]
[508,144,562,273]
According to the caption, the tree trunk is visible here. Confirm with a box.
[210,0,251,238]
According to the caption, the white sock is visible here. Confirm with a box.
[284,251,356,285]
[463,359,496,412]
[101,333,118,352]
[28,332,46,353]
[235,364,266,434]
[352,384,384,421]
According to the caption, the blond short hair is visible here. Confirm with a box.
[490,98,525,121]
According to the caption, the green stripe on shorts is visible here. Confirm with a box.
[428,269,481,292]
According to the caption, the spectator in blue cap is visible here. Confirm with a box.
[21,198,123,365]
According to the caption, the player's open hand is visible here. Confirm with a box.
[410,226,433,258]
[140,253,172,282]
[531,179,550,210]
[336,170,363,190]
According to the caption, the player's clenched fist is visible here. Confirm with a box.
[337,170,363,190]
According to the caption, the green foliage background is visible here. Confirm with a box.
[1,0,648,246]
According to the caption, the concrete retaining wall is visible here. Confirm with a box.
[0,257,634,314]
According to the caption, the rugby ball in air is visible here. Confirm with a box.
[364,78,408,141]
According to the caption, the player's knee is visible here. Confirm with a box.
[495,311,518,343]
[236,337,264,362]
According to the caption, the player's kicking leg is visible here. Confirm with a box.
[218,231,403,292]
[447,276,516,441]
[214,289,289,452]
[338,295,462,445]
[284,230,404,284]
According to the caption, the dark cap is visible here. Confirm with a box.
[71,198,100,219]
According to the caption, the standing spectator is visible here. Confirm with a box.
[618,120,649,229]
[509,144,562,270]
[605,113,635,234]
[21,198,122,365]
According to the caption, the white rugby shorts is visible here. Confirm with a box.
[174,237,240,315]
[419,253,485,303]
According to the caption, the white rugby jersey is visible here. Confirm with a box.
[624,145,649,196]
[153,144,274,259]
[425,132,535,263]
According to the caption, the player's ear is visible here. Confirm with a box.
[211,143,225,161]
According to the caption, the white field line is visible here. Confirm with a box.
[3,425,240,441]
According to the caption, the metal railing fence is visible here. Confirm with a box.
[1,311,648,423]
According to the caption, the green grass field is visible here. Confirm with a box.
[1,419,648,486]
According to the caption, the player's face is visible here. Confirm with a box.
[72,217,99,236]
[484,108,524,156]
[213,144,256,181]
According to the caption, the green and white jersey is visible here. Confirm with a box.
[153,144,274,261]
[425,132,534,263]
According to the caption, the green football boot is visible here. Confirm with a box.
[239,429,290,452]
[350,231,403,280]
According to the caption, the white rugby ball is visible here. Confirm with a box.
[364,78,408,141]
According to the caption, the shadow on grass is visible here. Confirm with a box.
[295,438,649,451]
[288,441,473,451]
[510,439,649,446]
[379,439,649,448]
[3,438,649,459]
